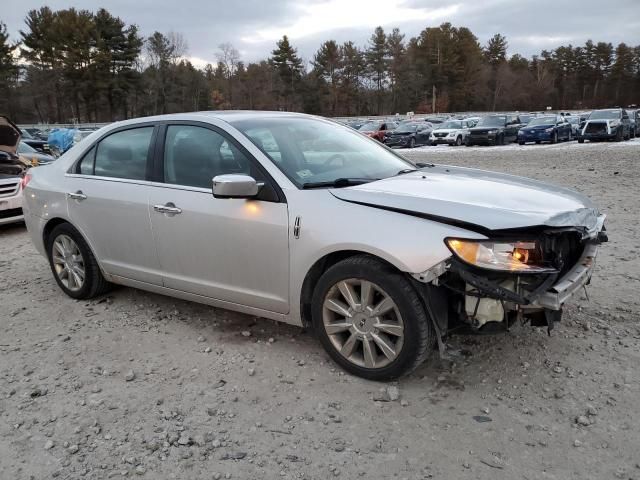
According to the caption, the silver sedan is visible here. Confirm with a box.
[22,112,607,380]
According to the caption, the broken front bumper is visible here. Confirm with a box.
[531,242,597,310]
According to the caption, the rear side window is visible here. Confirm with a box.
[94,127,154,180]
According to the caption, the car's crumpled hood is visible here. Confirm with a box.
[330,165,601,233]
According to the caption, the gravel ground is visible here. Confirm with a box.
[1,139,639,480]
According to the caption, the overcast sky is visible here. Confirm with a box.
[4,0,640,68]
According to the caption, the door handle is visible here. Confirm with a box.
[153,202,182,215]
[67,191,87,201]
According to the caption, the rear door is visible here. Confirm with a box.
[66,124,163,284]
[147,122,290,314]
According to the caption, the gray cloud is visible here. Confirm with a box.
[4,0,640,67]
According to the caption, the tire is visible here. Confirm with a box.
[46,223,110,299]
[465,141,473,147]
[518,141,525,146]
[568,131,573,141]
[454,136,462,146]
[551,131,557,144]
[615,128,623,142]
[496,134,504,146]
[409,137,416,148]
[578,138,584,143]
[535,140,541,144]
[311,255,435,381]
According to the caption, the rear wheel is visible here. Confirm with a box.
[311,255,435,380]
[46,223,110,299]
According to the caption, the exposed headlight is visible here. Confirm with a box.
[448,132,456,137]
[544,127,554,133]
[609,120,620,127]
[445,238,555,273]
[488,129,498,134]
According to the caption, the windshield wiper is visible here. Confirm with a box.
[301,178,378,189]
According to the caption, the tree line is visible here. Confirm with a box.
[1,6,639,124]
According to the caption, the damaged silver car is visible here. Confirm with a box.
[22,112,607,380]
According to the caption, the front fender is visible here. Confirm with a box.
[285,190,486,324]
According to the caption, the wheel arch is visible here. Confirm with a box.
[42,217,72,249]
[299,249,403,328]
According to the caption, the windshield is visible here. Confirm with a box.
[17,142,37,154]
[589,109,621,120]
[439,121,463,130]
[358,121,381,132]
[393,123,420,133]
[519,114,532,123]
[527,116,556,126]
[566,117,579,124]
[477,116,506,127]
[232,117,412,188]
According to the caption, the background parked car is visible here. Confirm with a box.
[628,109,639,138]
[564,115,581,138]
[358,120,398,142]
[17,141,56,166]
[430,119,473,146]
[383,121,432,148]
[517,115,572,145]
[466,114,523,146]
[19,128,50,154]
[579,108,631,143]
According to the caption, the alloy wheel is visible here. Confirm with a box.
[322,279,404,369]
[52,234,85,292]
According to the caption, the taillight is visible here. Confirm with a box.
[21,173,32,190]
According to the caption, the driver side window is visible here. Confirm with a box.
[163,125,253,189]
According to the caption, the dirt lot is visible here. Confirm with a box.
[1,140,639,480]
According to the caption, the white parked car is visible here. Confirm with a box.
[429,119,474,146]
[22,112,607,380]
[1,117,29,226]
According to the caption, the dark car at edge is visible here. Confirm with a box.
[383,121,433,148]
[466,114,523,146]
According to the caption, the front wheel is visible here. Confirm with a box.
[454,136,462,146]
[47,223,110,299]
[311,255,435,380]
[551,131,558,144]
[409,137,416,148]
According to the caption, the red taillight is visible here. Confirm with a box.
[21,173,32,190]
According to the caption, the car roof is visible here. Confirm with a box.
[104,111,318,130]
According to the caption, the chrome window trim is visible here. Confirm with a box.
[64,173,215,195]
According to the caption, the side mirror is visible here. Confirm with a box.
[212,174,262,199]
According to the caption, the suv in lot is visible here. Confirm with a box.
[429,119,473,146]
[579,108,631,142]
[466,114,523,146]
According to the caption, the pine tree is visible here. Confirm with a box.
[270,35,303,110]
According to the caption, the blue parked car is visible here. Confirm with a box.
[518,115,572,145]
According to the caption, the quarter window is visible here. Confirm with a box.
[94,127,153,180]
[77,146,96,175]
[163,125,253,189]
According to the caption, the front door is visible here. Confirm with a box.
[148,123,290,314]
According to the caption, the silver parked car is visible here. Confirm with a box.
[22,112,607,380]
